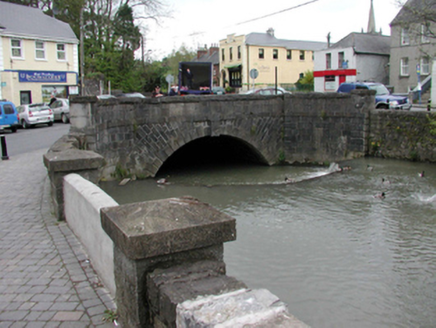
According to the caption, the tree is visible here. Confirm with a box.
[161,45,196,85]
[296,70,314,92]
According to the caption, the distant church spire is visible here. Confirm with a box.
[367,0,376,34]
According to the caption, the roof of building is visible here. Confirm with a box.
[245,32,327,51]
[0,1,77,43]
[328,32,390,55]
[193,49,219,65]
[390,0,436,26]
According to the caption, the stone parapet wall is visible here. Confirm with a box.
[368,110,436,161]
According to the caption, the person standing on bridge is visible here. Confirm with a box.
[152,86,164,98]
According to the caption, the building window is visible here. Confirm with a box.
[421,57,430,75]
[11,39,22,58]
[222,48,225,61]
[338,52,344,68]
[421,24,430,43]
[259,48,264,59]
[238,46,241,59]
[401,28,410,45]
[299,50,305,60]
[326,53,331,69]
[230,47,233,61]
[35,41,45,59]
[400,57,409,76]
[324,75,335,90]
[57,44,66,60]
[272,49,278,60]
[287,50,292,60]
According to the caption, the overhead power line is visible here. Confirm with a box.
[231,0,320,27]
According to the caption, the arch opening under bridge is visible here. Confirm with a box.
[156,135,269,177]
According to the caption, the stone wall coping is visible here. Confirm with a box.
[100,196,236,260]
[43,149,104,172]
[176,288,310,327]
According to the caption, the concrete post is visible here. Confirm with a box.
[100,196,239,327]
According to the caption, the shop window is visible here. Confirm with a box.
[57,44,66,60]
[11,39,22,58]
[35,41,45,59]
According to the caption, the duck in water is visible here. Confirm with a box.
[374,192,386,199]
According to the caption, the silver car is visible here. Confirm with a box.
[49,98,70,123]
[17,103,54,129]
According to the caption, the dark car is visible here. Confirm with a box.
[337,82,411,110]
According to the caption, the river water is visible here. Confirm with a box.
[100,158,436,328]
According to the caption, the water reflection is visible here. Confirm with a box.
[100,158,436,328]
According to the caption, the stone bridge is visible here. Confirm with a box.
[69,92,374,180]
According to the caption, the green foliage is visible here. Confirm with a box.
[102,309,118,323]
[427,114,436,135]
[161,45,196,85]
[113,163,129,179]
[296,70,314,92]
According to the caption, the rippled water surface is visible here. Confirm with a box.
[100,158,436,328]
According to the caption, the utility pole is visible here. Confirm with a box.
[80,6,85,96]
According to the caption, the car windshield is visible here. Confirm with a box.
[368,84,389,96]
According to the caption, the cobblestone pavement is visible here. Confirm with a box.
[0,149,116,327]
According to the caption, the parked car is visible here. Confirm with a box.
[0,100,20,133]
[49,98,70,123]
[116,92,146,99]
[337,82,411,110]
[17,103,54,129]
[212,86,226,95]
[245,87,291,95]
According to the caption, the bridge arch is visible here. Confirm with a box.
[156,135,269,176]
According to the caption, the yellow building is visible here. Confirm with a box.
[220,28,326,92]
[0,2,79,105]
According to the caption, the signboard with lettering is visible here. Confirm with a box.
[19,71,67,83]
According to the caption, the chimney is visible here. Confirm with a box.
[197,45,207,59]
[327,32,331,48]
[209,43,219,56]
[267,28,275,37]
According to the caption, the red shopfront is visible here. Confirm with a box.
[314,69,357,91]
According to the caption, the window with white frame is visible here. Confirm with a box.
[421,24,430,43]
[401,28,410,45]
[421,57,430,75]
[57,44,66,60]
[326,53,331,69]
[400,57,409,76]
[35,41,45,59]
[11,39,23,58]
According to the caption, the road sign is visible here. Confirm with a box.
[165,74,174,84]
[416,64,421,74]
[250,69,259,79]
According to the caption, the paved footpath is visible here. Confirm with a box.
[0,148,116,328]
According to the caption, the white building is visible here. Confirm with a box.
[0,2,79,105]
[313,0,390,92]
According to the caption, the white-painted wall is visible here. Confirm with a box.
[63,174,118,297]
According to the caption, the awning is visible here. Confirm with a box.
[225,64,242,71]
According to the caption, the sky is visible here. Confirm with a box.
[141,0,403,60]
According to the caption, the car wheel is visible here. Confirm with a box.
[48,122,53,127]
[61,113,69,124]
[22,120,31,129]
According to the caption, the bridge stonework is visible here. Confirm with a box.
[70,91,374,180]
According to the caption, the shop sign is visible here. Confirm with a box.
[19,71,67,83]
